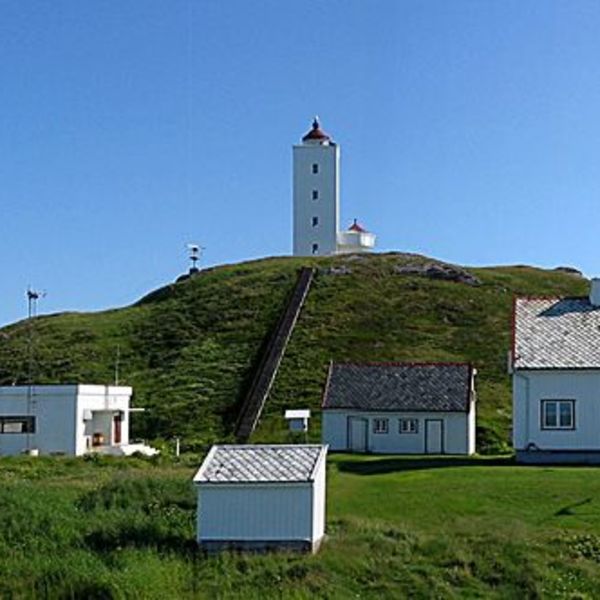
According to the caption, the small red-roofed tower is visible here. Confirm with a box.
[337,219,376,254]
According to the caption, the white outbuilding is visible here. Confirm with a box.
[322,362,477,455]
[193,444,328,553]
[0,384,156,456]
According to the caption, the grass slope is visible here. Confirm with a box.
[0,253,587,450]
[2,454,600,598]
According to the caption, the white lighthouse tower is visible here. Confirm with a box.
[292,118,376,256]
[293,118,340,256]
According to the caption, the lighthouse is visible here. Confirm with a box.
[292,118,376,256]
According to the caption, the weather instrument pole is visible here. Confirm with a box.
[26,288,44,452]
[186,243,205,274]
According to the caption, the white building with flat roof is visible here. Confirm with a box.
[193,444,328,553]
[0,384,156,456]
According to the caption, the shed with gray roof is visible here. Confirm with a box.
[321,362,476,455]
[193,444,328,552]
[512,283,600,463]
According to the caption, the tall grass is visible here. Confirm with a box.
[1,455,600,597]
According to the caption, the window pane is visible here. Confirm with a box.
[0,416,35,434]
[559,402,573,428]
[3,421,24,433]
[544,402,557,427]
[374,419,388,434]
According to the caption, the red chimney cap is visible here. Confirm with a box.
[302,117,331,142]
[348,219,368,233]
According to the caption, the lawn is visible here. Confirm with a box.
[2,454,600,598]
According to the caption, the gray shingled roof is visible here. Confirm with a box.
[514,297,600,369]
[193,445,327,484]
[322,363,472,412]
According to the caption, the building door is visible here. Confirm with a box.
[425,419,444,454]
[348,417,368,452]
[113,414,122,445]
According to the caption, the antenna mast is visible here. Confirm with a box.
[114,345,121,386]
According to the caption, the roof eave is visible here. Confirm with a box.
[514,365,600,371]
[321,406,469,413]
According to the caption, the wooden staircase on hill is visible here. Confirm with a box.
[235,267,315,442]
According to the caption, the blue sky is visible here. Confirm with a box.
[2,1,600,325]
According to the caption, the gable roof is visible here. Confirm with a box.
[322,362,473,412]
[193,444,327,484]
[513,296,600,369]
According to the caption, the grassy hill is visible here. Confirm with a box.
[0,253,588,452]
[2,454,600,598]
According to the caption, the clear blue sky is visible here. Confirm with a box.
[2,1,600,325]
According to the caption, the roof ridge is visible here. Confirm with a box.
[515,295,588,301]
[211,443,325,449]
[332,361,472,368]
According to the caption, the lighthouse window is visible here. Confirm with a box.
[312,216,319,227]
[312,163,319,174]
[312,243,319,255]
[312,190,319,200]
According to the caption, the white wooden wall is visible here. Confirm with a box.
[513,369,600,451]
[322,409,474,455]
[197,483,314,542]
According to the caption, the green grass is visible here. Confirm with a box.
[0,253,588,451]
[1,454,600,598]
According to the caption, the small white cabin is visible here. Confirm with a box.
[0,384,156,456]
[193,444,328,553]
[321,362,476,455]
[512,281,600,463]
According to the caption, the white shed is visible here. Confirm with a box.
[321,362,477,455]
[0,384,156,456]
[193,444,328,553]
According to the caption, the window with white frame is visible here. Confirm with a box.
[312,190,319,200]
[399,418,418,434]
[541,400,575,430]
[312,216,319,227]
[312,163,319,174]
[373,418,389,434]
[0,416,36,434]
